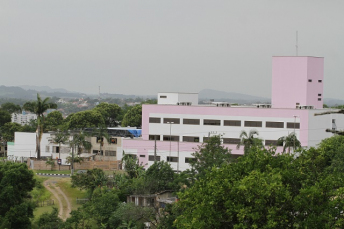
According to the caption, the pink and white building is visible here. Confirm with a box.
[123,56,344,171]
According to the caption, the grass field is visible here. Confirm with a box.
[56,178,87,210]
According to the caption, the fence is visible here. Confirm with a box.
[35,199,54,207]
[76,198,89,204]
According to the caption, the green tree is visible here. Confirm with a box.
[44,110,64,131]
[145,161,175,193]
[122,152,145,179]
[190,135,231,179]
[62,189,120,229]
[23,94,57,159]
[122,105,142,128]
[277,132,301,153]
[236,129,263,154]
[0,109,11,126]
[71,168,108,196]
[0,122,22,142]
[68,110,105,129]
[33,207,62,229]
[0,163,36,228]
[93,103,121,127]
[174,145,344,229]
[0,102,22,114]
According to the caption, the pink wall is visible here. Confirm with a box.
[307,57,324,108]
[272,56,324,109]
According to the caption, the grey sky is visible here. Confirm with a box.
[1,1,344,99]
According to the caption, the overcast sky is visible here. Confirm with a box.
[1,1,344,99]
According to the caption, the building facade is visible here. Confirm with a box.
[123,56,344,171]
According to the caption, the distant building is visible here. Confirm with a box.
[11,112,37,125]
[123,56,344,171]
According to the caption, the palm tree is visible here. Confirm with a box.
[50,131,69,170]
[237,130,263,154]
[92,125,110,156]
[277,132,301,153]
[23,94,57,159]
[69,131,92,175]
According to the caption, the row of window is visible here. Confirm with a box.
[149,134,285,146]
[145,155,196,163]
[149,117,300,129]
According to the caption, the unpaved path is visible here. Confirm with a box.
[43,179,72,220]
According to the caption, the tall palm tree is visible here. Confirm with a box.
[23,94,57,159]
[277,132,301,153]
[51,131,70,170]
[69,131,92,175]
[92,125,110,156]
[237,130,263,154]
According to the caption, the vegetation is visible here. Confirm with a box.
[0,162,36,228]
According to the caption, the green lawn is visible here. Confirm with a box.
[56,178,87,211]
[34,170,71,174]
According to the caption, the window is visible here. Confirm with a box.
[149,117,161,123]
[45,146,50,153]
[149,135,160,140]
[185,157,196,163]
[160,95,167,98]
[224,120,241,126]
[163,118,180,124]
[183,119,200,125]
[287,122,300,129]
[318,98,321,101]
[223,138,241,144]
[318,80,322,83]
[203,137,209,142]
[265,140,283,146]
[110,138,117,144]
[332,119,336,124]
[308,79,312,82]
[167,156,178,162]
[318,94,322,96]
[55,146,60,153]
[266,122,284,128]
[163,135,179,141]
[139,155,145,158]
[149,155,161,161]
[93,150,99,154]
[183,136,200,142]
[96,137,103,143]
[244,121,262,127]
[203,119,221,126]
[105,150,116,156]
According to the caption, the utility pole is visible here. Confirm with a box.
[154,135,157,162]
[293,115,297,152]
[177,140,179,173]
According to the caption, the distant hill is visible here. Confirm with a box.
[199,89,270,104]
[19,85,72,93]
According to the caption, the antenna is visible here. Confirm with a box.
[98,86,100,101]
[296,31,298,56]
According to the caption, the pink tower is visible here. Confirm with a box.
[271,56,324,109]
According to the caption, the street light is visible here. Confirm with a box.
[293,115,298,152]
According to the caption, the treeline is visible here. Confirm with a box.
[3,135,344,228]
[0,96,156,143]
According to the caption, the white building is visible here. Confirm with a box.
[122,56,344,171]
[11,112,37,125]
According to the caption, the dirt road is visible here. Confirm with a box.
[43,179,72,221]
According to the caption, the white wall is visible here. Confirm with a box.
[158,93,198,105]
